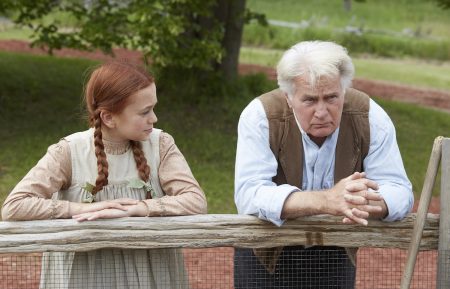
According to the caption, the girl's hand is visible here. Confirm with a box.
[72,207,131,222]
[69,198,139,216]
[72,201,150,221]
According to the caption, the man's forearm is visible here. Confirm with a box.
[280,190,328,219]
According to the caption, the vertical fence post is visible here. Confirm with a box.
[437,138,450,289]
[401,137,442,289]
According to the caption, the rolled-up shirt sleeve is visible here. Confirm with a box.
[365,99,414,221]
[235,99,299,226]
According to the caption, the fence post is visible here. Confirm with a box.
[437,138,450,289]
[401,137,442,289]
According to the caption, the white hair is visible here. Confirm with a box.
[276,41,355,98]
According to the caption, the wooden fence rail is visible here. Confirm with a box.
[0,213,439,253]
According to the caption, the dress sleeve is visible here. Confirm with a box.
[141,132,207,216]
[1,139,72,220]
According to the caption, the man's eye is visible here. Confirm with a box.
[327,95,338,101]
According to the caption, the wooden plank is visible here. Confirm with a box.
[438,138,450,289]
[401,137,442,289]
[0,213,439,253]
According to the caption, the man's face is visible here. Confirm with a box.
[287,75,344,145]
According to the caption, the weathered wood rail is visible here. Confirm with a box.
[0,213,439,253]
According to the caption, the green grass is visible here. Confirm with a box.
[0,26,33,40]
[239,47,450,91]
[0,52,449,219]
[375,97,450,196]
[244,0,450,61]
[247,0,450,40]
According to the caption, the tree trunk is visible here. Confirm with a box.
[214,0,246,79]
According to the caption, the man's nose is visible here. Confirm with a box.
[314,102,328,118]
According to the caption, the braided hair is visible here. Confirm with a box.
[84,61,154,194]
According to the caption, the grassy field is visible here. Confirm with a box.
[0,0,449,217]
[244,0,450,60]
[1,52,449,219]
[246,0,450,38]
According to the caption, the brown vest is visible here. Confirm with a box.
[253,88,370,273]
[259,87,370,187]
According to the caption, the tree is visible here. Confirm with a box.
[433,0,450,9]
[0,0,255,79]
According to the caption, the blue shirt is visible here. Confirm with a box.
[234,97,413,226]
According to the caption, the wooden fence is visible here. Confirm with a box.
[0,213,440,253]
[0,137,448,289]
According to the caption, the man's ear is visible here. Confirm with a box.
[100,110,115,128]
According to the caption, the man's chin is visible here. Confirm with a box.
[310,128,335,138]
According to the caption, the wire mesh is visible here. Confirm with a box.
[0,247,438,289]
[436,249,450,289]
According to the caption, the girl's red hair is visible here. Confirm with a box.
[84,60,154,195]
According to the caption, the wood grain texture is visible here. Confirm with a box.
[0,213,439,253]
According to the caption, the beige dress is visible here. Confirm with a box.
[33,128,188,289]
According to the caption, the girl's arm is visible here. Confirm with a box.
[1,140,136,220]
[1,140,72,220]
[140,132,207,216]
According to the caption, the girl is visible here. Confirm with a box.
[2,60,207,288]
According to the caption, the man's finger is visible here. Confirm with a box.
[365,191,384,201]
[342,217,356,224]
[344,194,368,205]
[351,208,369,219]
[343,208,368,226]
[358,204,383,213]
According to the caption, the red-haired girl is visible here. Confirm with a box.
[2,60,207,288]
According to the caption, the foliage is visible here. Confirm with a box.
[433,0,450,9]
[0,0,224,70]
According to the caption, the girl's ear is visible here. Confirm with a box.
[100,110,115,128]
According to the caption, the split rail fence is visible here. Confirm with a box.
[0,137,448,289]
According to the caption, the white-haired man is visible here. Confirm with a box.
[234,41,413,288]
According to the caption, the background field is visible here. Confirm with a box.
[0,0,449,215]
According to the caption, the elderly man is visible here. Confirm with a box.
[234,41,413,288]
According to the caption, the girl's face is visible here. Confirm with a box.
[108,83,158,142]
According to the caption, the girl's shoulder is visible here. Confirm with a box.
[62,128,94,143]
[141,128,175,148]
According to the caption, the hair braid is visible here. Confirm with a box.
[130,141,150,183]
[93,110,109,194]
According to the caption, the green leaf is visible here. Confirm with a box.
[82,182,94,193]
[127,178,146,189]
